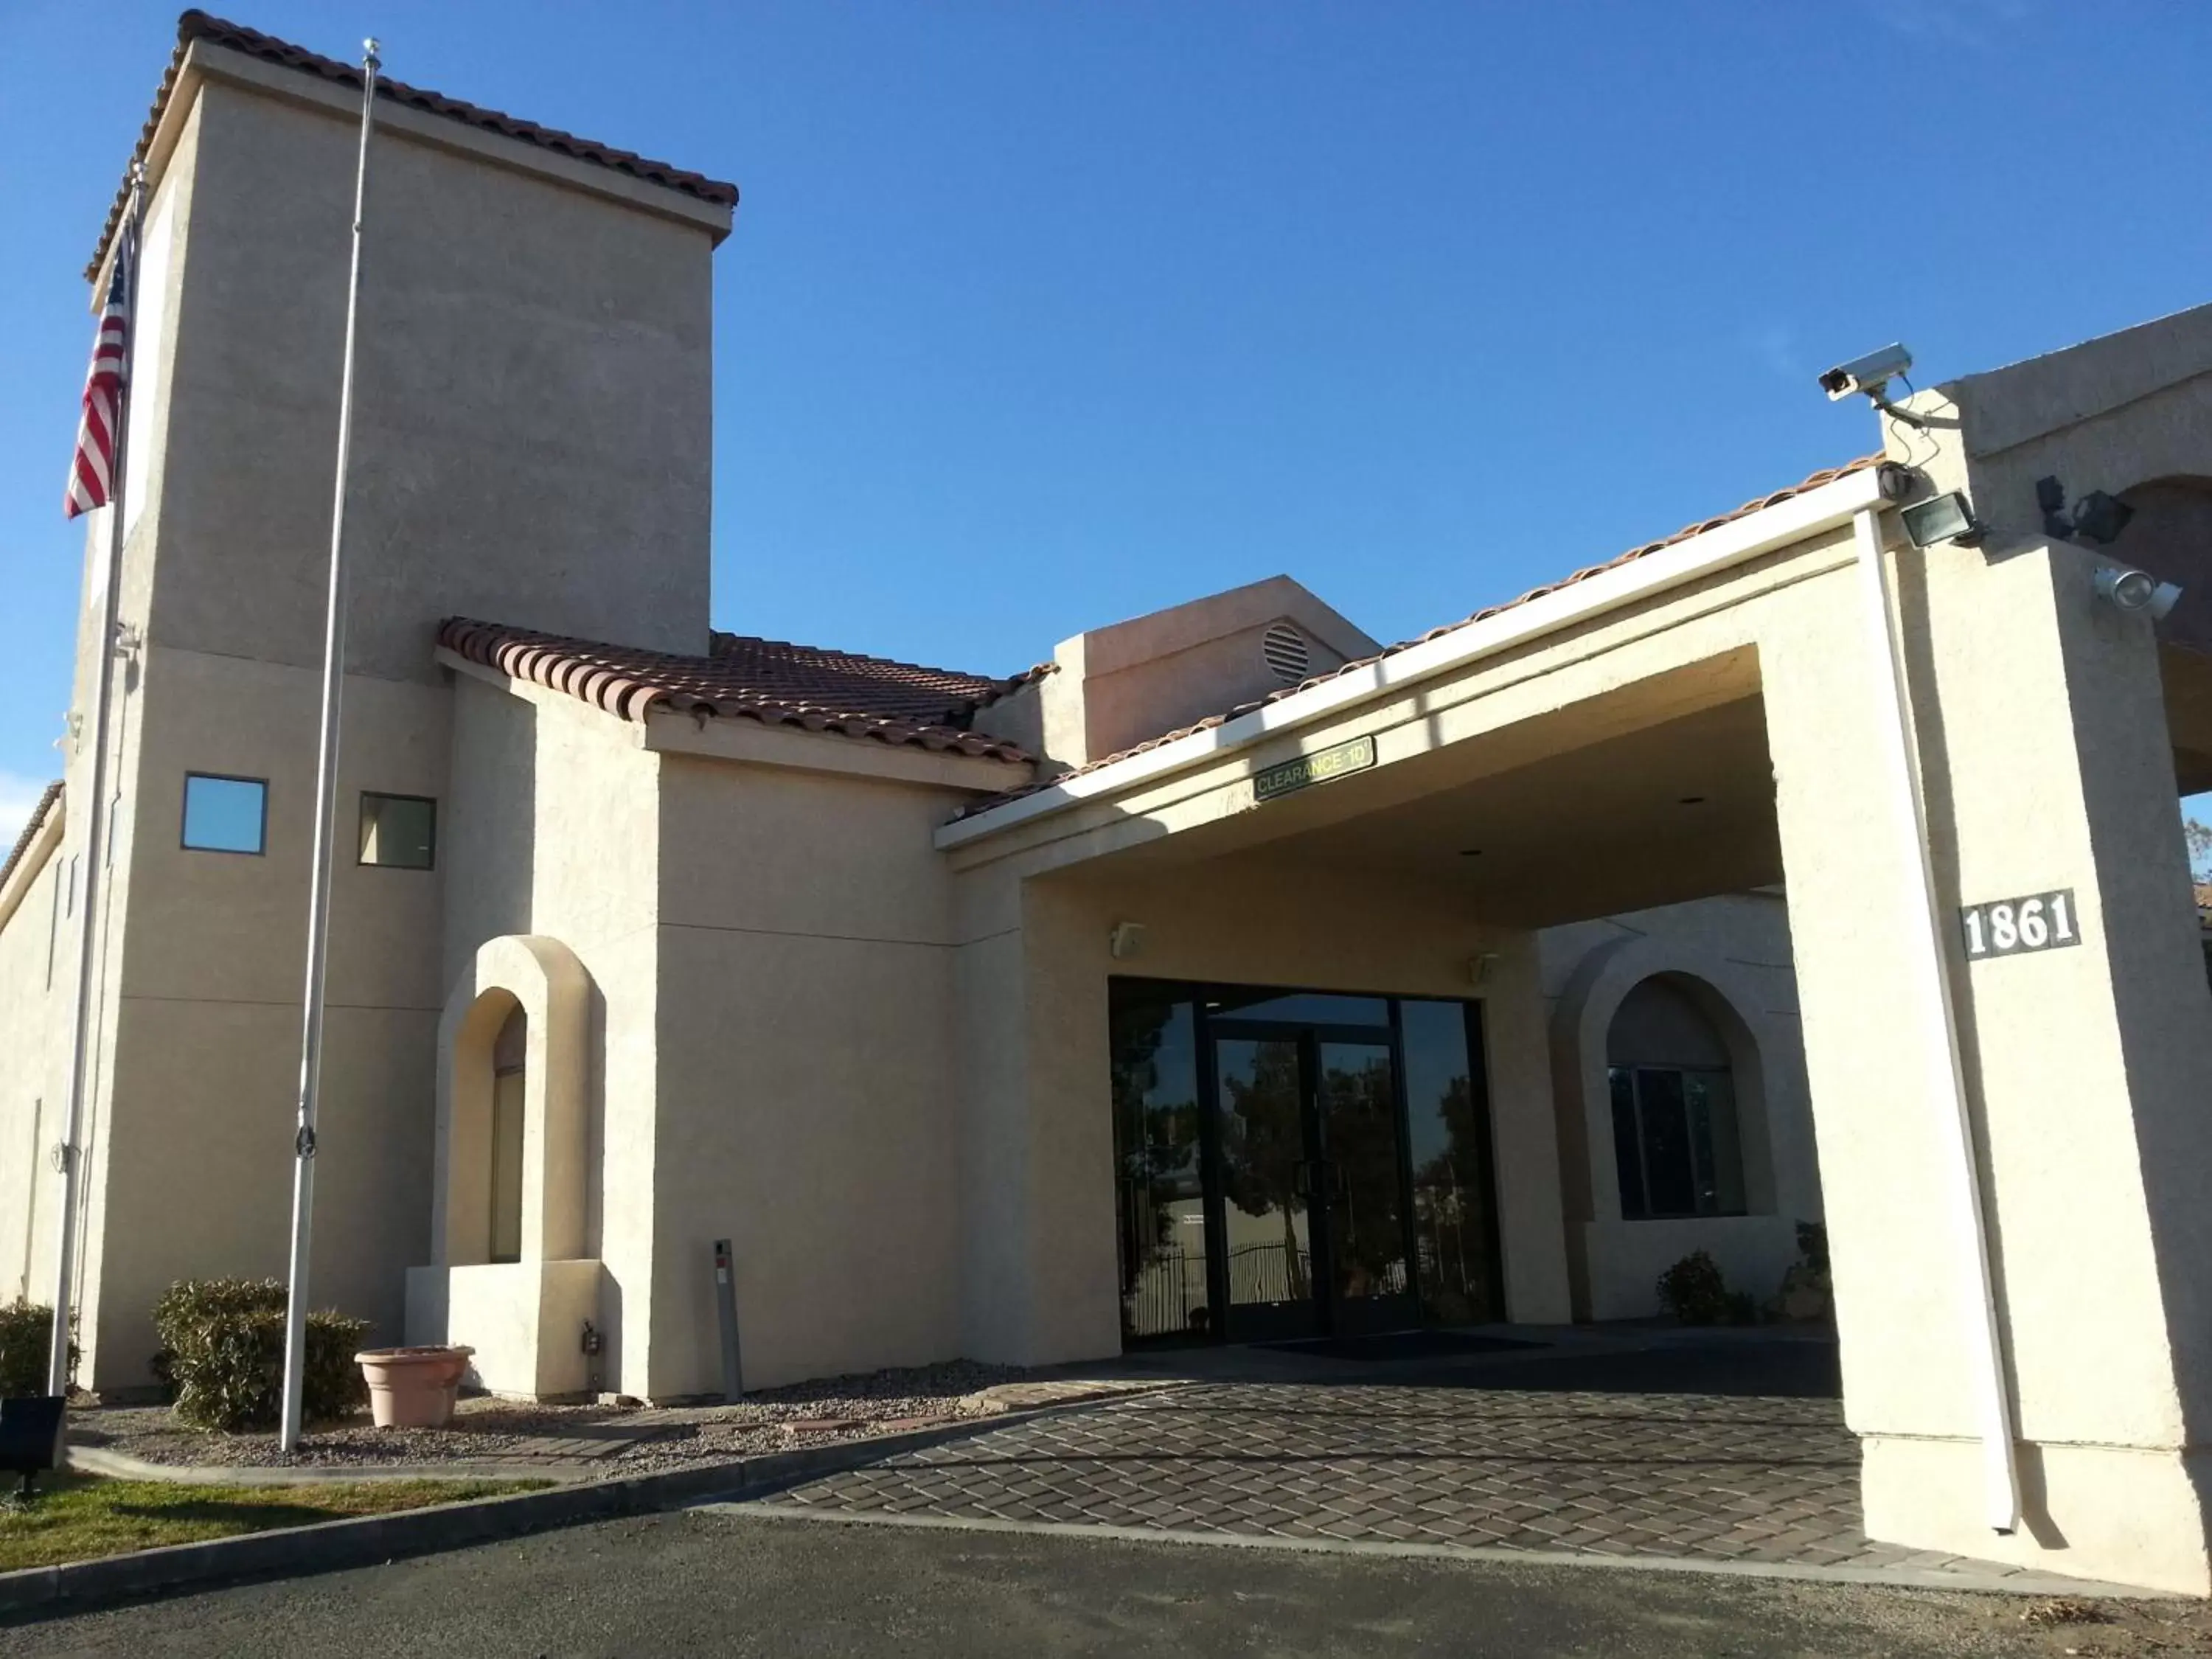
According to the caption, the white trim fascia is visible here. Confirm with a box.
[936,465,1893,851]
[644,709,1034,793]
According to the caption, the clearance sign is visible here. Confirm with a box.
[1252,737,1378,804]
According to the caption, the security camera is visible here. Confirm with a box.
[1818,343,1915,401]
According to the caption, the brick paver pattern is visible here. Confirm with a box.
[759,1381,1986,1573]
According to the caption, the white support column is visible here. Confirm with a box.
[1767,526,2212,1593]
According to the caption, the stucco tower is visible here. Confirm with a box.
[48,15,733,1388]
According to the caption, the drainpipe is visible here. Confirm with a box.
[1850,506,2021,1534]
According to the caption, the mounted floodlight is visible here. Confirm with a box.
[2094,566,2183,621]
[2071,490,2135,546]
[1900,490,1987,549]
[1819,343,1914,401]
[2037,476,2135,546]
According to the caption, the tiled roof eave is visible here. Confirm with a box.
[438,619,1036,768]
[0,782,64,899]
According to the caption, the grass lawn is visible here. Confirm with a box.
[0,1473,546,1571]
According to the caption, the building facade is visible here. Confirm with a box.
[7,12,2212,1594]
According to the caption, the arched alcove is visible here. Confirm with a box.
[1605,974,1749,1222]
[2115,475,2212,656]
[1550,933,1813,1320]
[431,934,590,1267]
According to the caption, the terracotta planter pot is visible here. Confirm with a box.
[355,1345,475,1429]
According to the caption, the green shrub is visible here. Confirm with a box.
[1794,1221,1830,1277]
[0,1299,76,1398]
[1655,1251,1757,1326]
[150,1279,370,1431]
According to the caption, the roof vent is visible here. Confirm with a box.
[1262,622,1310,685]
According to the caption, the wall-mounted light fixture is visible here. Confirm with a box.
[1466,950,1501,988]
[1108,922,1147,961]
[2039,476,2136,547]
[2094,566,2183,621]
[2072,492,2135,546]
[1900,490,1987,549]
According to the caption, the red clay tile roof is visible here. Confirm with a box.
[1,782,64,897]
[439,619,1037,764]
[958,455,1889,818]
[88,10,740,281]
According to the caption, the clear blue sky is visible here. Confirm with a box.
[4,1,2210,844]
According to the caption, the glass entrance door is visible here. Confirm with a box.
[1213,1036,1320,1340]
[1110,978,1505,1351]
[1314,1040,1418,1335]
[1209,1021,1419,1342]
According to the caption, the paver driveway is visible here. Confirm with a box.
[749,1340,2011,1578]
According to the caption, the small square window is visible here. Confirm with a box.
[359,792,436,870]
[181,774,267,855]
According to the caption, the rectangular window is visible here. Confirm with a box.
[181,774,267,855]
[489,1068,525,1265]
[1611,1065,1747,1220]
[1400,999,1503,1326]
[358,792,436,869]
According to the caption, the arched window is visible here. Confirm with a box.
[1607,975,1745,1220]
[490,1004,526,1264]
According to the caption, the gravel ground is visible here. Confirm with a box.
[68,1361,1043,1473]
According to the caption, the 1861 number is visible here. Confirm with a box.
[1960,889,2080,960]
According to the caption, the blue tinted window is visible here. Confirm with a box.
[181,774,266,855]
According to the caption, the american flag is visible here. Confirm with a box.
[63,226,133,520]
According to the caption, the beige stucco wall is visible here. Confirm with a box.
[0,827,69,1312]
[1766,529,2212,1591]
[975,576,1380,769]
[645,756,973,1397]
[408,1258,602,1399]
[941,424,2212,1586]
[437,675,662,1397]
[77,647,448,1388]
[41,47,723,1392]
[146,71,719,676]
[1538,892,1820,1319]
[947,846,1571,1368]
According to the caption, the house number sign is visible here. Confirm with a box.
[1959,889,2081,961]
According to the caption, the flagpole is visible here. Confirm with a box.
[47,163,146,1399]
[279,35,380,1453]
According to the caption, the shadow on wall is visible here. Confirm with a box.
[2122,476,2212,657]
[586,975,613,1391]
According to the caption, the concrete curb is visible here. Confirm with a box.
[0,1409,1057,1619]
[714,1500,2180,1601]
[66,1445,606,1486]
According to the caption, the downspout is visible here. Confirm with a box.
[1850,506,2021,1534]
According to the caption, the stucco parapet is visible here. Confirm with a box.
[89,15,734,285]
[1937,300,2212,462]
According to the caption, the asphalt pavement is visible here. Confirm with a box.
[0,1506,2191,1658]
